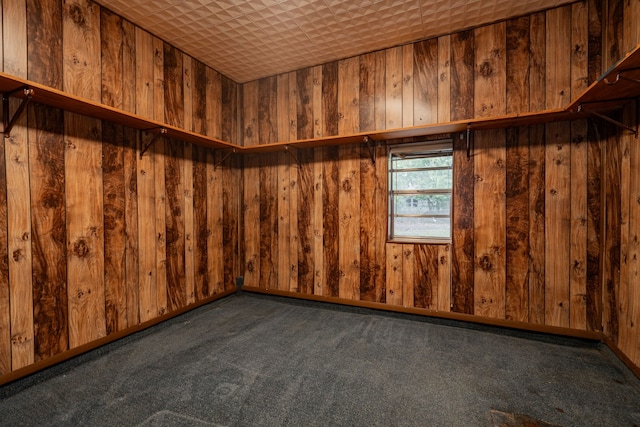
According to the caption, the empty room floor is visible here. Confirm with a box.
[1,292,639,426]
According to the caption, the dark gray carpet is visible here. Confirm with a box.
[1,292,639,427]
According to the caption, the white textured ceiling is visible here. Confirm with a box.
[94,0,573,83]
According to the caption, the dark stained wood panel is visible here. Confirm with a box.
[323,62,339,137]
[374,143,387,303]
[359,53,375,132]
[437,35,451,123]
[192,145,208,300]
[359,144,376,302]
[586,122,602,332]
[528,125,546,324]
[165,139,186,312]
[529,12,546,112]
[297,148,314,294]
[27,0,63,89]
[122,126,139,327]
[402,245,414,308]
[0,124,8,375]
[163,43,184,129]
[506,16,530,114]
[413,39,438,126]
[385,47,403,129]
[102,123,126,334]
[414,245,438,310]
[571,2,589,103]
[545,6,572,110]
[587,0,603,85]
[450,30,474,121]
[323,146,339,298]
[206,67,222,140]
[474,22,506,118]
[192,60,207,135]
[100,9,124,110]
[338,144,360,300]
[386,243,403,306]
[296,68,313,141]
[505,127,530,322]
[207,150,224,294]
[222,154,240,291]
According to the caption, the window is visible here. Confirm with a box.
[388,140,453,243]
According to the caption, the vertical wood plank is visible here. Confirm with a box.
[277,74,291,292]
[221,77,238,289]
[102,123,126,334]
[545,6,571,109]
[450,30,474,121]
[545,122,571,328]
[27,0,63,89]
[207,150,224,295]
[474,130,506,319]
[505,128,529,322]
[402,44,413,128]
[626,102,640,365]
[437,35,451,124]
[413,39,438,126]
[165,140,186,311]
[0,126,8,374]
[323,145,339,298]
[587,0,603,85]
[338,57,359,136]
[296,68,313,140]
[192,145,208,299]
[385,47,403,129]
[437,245,451,312]
[206,67,222,140]
[192,60,207,135]
[374,50,386,131]
[312,66,323,138]
[506,16,530,114]
[297,148,314,294]
[528,12,546,325]
[63,0,105,349]
[586,123,602,332]
[386,243,403,306]
[183,56,195,305]
[414,245,439,310]
[101,9,126,334]
[604,0,624,69]
[288,72,299,292]
[258,77,277,290]
[474,22,506,118]
[374,143,387,303]
[122,126,139,327]
[402,245,415,308]
[153,37,167,317]
[359,144,376,301]
[135,28,156,322]
[122,20,135,114]
[569,1,588,332]
[359,53,375,133]
[323,62,339,137]
[313,147,323,295]
[243,81,259,287]
[27,0,67,362]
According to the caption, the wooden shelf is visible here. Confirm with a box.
[2,44,639,155]
[0,73,236,151]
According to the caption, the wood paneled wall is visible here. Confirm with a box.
[240,0,640,371]
[0,0,240,378]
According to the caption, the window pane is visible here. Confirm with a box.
[391,153,452,170]
[393,194,451,215]
[392,169,452,191]
[393,216,451,239]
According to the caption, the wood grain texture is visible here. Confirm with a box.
[206,67,221,140]
[545,122,571,328]
[192,60,207,135]
[64,113,106,348]
[386,243,403,306]
[529,125,546,324]
[586,122,602,331]
[258,77,277,290]
[374,143,387,303]
[243,81,259,286]
[153,37,167,316]
[338,57,359,136]
[207,150,224,295]
[359,53,375,133]
[505,128,529,322]
[62,0,100,101]
[450,30,474,121]
[545,6,571,109]
[359,144,376,302]
[587,0,603,85]
[385,47,403,129]
[437,35,451,123]
[604,0,623,69]
[313,148,323,295]
[192,145,208,299]
[373,50,386,131]
[402,245,414,308]
[338,144,360,300]
[100,9,123,109]
[323,62,339,137]
[27,0,63,89]
[571,2,589,103]
[474,22,506,118]
[414,245,438,310]
[6,99,33,369]
[413,39,438,126]
[451,140,474,313]
[296,68,313,140]
[323,146,339,298]
[312,66,322,139]
[165,139,186,312]
[276,74,291,291]
[4,0,27,78]
[297,148,314,294]
[570,120,588,330]
[402,44,413,128]
[183,57,195,304]
[0,120,9,375]
[123,126,139,327]
[474,129,506,319]
[506,16,530,114]
[25,0,66,363]
[529,12,546,112]
[437,245,451,312]
[102,123,126,334]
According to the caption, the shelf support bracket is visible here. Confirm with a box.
[214,148,236,170]
[363,135,376,164]
[604,67,640,86]
[285,145,301,168]
[466,125,473,159]
[3,87,34,138]
[578,104,638,137]
[140,127,167,158]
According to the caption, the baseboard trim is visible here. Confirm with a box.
[0,288,236,386]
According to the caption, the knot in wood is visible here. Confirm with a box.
[69,5,86,26]
[479,61,494,78]
[479,254,492,272]
[73,239,90,258]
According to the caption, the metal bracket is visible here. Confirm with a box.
[2,86,34,138]
[363,135,376,164]
[214,148,236,170]
[284,145,301,168]
[604,67,640,86]
[578,104,638,137]
[140,127,167,158]
[466,125,473,159]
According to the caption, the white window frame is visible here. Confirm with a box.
[388,140,453,244]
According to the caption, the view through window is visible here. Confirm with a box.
[388,140,453,243]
